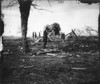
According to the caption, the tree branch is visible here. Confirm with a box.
[31,3,38,7]
[4,0,18,8]
[31,3,53,13]
[85,26,98,33]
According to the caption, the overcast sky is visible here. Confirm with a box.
[2,1,99,37]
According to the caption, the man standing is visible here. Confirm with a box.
[32,32,35,38]
[0,14,4,63]
[61,33,65,42]
[43,26,49,48]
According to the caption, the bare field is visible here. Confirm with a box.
[1,36,99,84]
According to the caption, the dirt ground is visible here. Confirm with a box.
[0,37,99,84]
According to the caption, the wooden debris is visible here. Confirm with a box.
[32,37,42,45]
[46,53,57,56]
[71,67,86,70]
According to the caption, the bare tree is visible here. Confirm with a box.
[18,0,32,53]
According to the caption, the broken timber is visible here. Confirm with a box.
[32,37,42,45]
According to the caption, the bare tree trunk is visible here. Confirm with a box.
[21,12,29,53]
[18,0,32,53]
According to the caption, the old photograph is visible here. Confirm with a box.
[0,0,99,84]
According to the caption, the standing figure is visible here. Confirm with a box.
[39,32,41,38]
[35,32,37,38]
[61,33,65,42]
[32,32,35,38]
[0,14,4,63]
[43,26,49,48]
[0,15,4,36]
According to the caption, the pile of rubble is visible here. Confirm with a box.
[62,29,98,52]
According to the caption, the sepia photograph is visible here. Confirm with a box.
[0,0,99,84]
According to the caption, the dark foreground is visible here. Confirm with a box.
[0,36,99,84]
